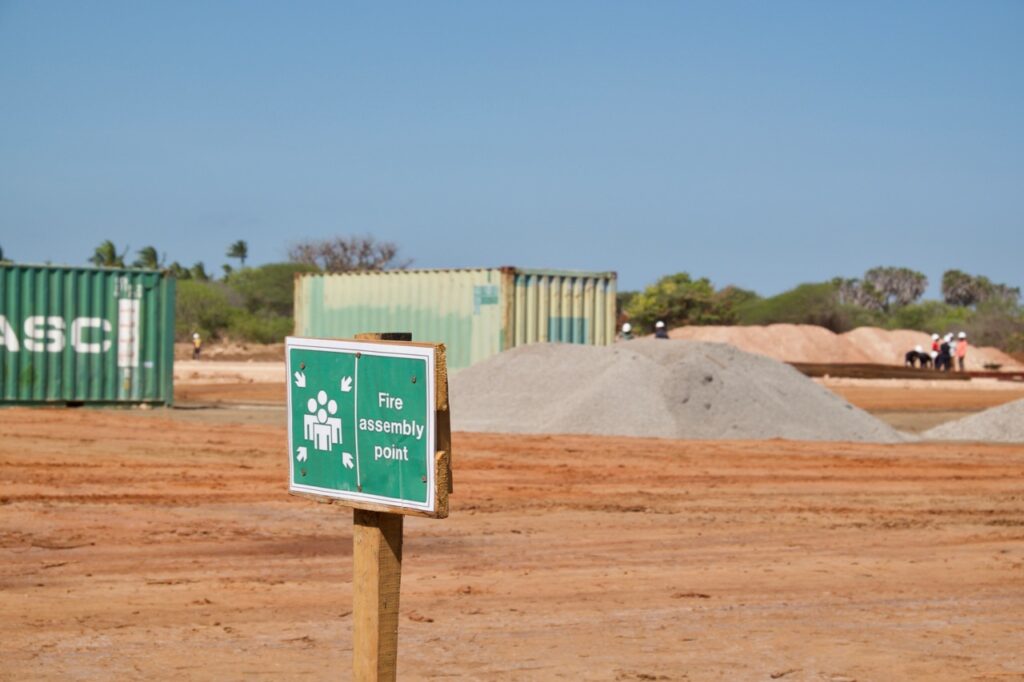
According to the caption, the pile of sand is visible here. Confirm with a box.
[450,339,906,442]
[924,398,1024,443]
[668,324,870,363]
[668,324,1022,371]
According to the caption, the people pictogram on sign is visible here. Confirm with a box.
[304,389,342,451]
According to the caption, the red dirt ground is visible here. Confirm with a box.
[2,406,1023,680]
[175,381,1024,411]
[830,385,1024,412]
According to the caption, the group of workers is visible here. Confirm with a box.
[619,321,669,340]
[905,331,969,372]
[619,322,970,372]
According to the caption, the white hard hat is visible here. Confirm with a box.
[622,323,632,333]
[193,332,200,339]
[655,321,666,329]
[945,333,954,341]
[914,345,923,353]
[931,333,939,340]
[958,331,966,338]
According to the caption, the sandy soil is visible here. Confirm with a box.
[2,406,1023,681]
[818,378,1024,392]
[175,342,285,362]
[669,325,1023,372]
[829,386,1024,412]
[824,384,1024,434]
[169,365,1024,437]
[174,360,284,385]
[174,382,285,405]
[178,334,1024,373]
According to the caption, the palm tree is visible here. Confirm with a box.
[167,262,191,280]
[133,246,164,269]
[226,240,249,268]
[89,240,128,268]
[190,262,210,281]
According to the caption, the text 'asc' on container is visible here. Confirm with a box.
[0,264,175,405]
[294,267,617,370]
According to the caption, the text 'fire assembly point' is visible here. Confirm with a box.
[286,337,439,514]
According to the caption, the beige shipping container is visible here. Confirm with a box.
[294,267,617,370]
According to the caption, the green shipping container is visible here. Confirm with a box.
[0,264,175,405]
[294,267,617,370]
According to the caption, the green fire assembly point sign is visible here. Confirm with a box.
[286,337,437,514]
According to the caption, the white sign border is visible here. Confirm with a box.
[286,336,437,513]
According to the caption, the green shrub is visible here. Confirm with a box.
[969,302,1024,352]
[229,262,319,317]
[175,280,233,339]
[616,291,638,319]
[625,272,734,332]
[884,301,970,334]
[226,311,293,344]
[734,282,873,332]
[714,285,759,312]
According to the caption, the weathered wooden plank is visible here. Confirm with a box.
[352,509,403,682]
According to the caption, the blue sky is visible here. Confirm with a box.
[1,1,1021,295]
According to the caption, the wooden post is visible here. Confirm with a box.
[353,509,403,681]
[352,332,410,682]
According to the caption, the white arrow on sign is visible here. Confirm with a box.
[340,376,353,393]
[293,371,306,388]
[296,446,308,462]
[342,452,354,469]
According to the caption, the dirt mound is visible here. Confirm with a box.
[924,398,1024,443]
[450,340,905,442]
[668,324,1022,371]
[841,327,1020,371]
[842,327,932,366]
[668,324,870,363]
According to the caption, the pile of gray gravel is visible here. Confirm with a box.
[924,398,1024,443]
[450,340,906,442]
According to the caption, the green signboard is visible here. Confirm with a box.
[287,337,440,514]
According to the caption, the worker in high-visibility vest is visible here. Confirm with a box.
[955,332,969,372]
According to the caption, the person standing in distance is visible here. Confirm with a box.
[937,333,954,371]
[654,320,669,339]
[619,322,635,341]
[192,332,203,360]
[955,331,969,372]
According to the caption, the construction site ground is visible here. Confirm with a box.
[2,359,1023,680]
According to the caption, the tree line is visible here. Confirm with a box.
[86,239,251,280]
[165,236,407,343]
[621,266,1023,352]
[3,238,1020,352]
[3,235,411,343]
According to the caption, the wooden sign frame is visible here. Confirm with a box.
[286,335,451,519]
